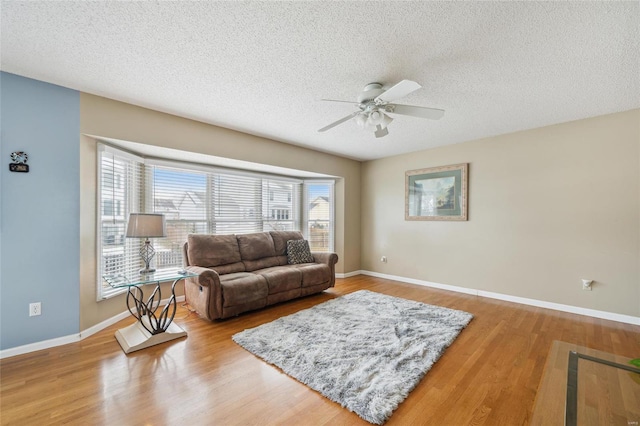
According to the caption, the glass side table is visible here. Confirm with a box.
[103,268,197,354]
[531,340,640,425]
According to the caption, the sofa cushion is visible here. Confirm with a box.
[254,266,302,293]
[187,234,243,268]
[270,231,304,255]
[211,262,246,275]
[243,256,281,272]
[220,273,268,307]
[237,232,276,260]
[267,288,302,305]
[296,263,331,287]
[287,239,314,264]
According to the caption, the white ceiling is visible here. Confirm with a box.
[2,1,638,161]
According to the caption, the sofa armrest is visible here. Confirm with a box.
[184,266,223,320]
[311,252,338,266]
[311,252,339,288]
[185,265,220,287]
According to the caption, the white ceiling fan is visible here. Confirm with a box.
[318,80,445,138]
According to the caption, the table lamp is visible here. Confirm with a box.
[126,213,166,273]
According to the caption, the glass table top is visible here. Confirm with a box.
[531,340,640,426]
[103,268,197,288]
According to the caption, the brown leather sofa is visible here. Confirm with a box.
[182,231,339,320]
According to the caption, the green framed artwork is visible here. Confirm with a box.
[405,163,468,221]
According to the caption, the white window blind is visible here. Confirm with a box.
[97,145,144,299]
[148,165,209,271]
[304,180,335,252]
[262,179,300,233]
[213,174,263,234]
[147,163,303,270]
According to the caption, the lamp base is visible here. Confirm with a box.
[139,239,156,274]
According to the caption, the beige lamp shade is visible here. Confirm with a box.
[126,213,166,238]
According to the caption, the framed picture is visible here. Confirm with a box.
[405,163,468,221]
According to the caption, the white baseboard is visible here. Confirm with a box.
[358,270,640,326]
[0,295,186,359]
[335,270,363,279]
[79,311,131,340]
[0,334,81,360]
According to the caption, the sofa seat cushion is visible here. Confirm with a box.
[253,266,302,294]
[296,263,331,287]
[220,273,268,307]
[212,262,246,275]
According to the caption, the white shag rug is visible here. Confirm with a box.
[232,290,473,424]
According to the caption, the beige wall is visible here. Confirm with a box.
[361,109,640,317]
[79,94,361,329]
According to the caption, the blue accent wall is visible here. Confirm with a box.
[0,72,80,350]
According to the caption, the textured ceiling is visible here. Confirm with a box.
[2,1,638,161]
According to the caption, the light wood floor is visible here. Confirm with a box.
[2,276,639,425]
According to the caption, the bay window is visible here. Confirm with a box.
[97,144,332,300]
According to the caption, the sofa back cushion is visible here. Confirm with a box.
[237,232,276,260]
[237,232,281,271]
[270,231,304,255]
[187,234,245,274]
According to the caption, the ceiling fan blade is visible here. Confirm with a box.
[374,80,421,103]
[374,125,389,138]
[318,111,360,132]
[386,104,445,120]
[321,99,359,105]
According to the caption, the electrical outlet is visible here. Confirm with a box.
[381,256,387,263]
[29,302,41,317]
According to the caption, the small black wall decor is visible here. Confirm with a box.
[9,151,29,172]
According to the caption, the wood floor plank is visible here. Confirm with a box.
[1,276,639,425]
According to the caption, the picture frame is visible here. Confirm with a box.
[405,163,468,221]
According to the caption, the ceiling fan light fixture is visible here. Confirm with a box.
[364,119,378,132]
[379,112,393,129]
[365,110,381,131]
[368,109,393,129]
[354,113,367,128]
[368,110,383,125]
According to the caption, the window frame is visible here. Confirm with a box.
[303,179,335,252]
